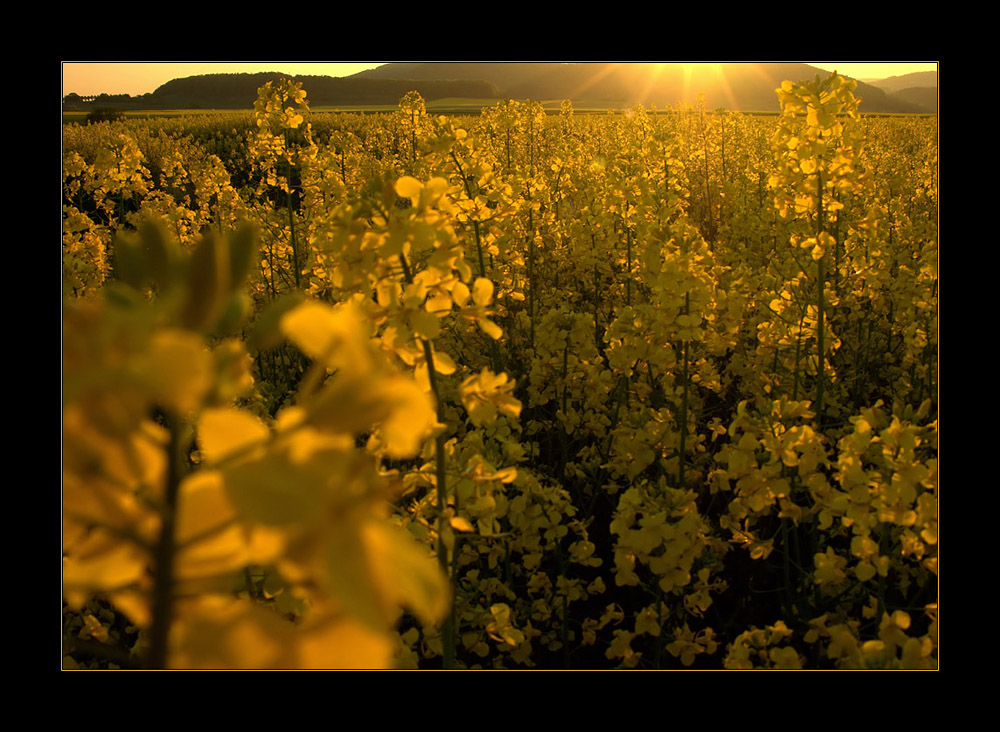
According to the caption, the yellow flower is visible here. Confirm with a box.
[606,630,641,668]
[814,547,848,589]
[634,605,661,637]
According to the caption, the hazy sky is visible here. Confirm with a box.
[61,61,938,97]
[807,62,937,81]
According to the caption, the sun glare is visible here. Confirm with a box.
[677,63,737,108]
[679,63,722,75]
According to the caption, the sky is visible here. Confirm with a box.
[806,62,937,81]
[61,63,386,96]
[60,62,939,97]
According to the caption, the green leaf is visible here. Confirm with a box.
[363,521,450,628]
[228,224,258,291]
[181,232,228,331]
[247,293,305,353]
[198,408,269,464]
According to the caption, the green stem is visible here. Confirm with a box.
[679,302,689,490]
[626,222,632,307]
[816,169,825,428]
[654,591,664,669]
[285,130,301,290]
[146,414,187,669]
[780,517,796,623]
[701,108,714,245]
[400,250,455,669]
[410,108,417,164]
[560,341,570,482]
[592,235,600,347]
[528,207,535,350]
[555,542,569,669]
[792,310,805,401]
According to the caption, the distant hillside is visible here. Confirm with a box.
[865,70,937,113]
[147,72,500,108]
[65,64,935,114]
[354,62,566,90]
[867,70,937,94]
[348,62,924,113]
[890,86,937,113]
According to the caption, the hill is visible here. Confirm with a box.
[889,87,937,113]
[348,62,925,113]
[147,72,500,109]
[866,70,937,94]
[865,70,937,113]
[63,63,935,114]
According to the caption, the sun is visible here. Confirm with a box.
[678,62,723,75]
[678,63,736,108]
[628,63,733,108]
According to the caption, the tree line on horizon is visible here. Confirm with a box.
[63,73,503,110]
[62,65,935,114]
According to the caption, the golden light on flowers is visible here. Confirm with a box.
[63,72,936,670]
[678,63,738,109]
